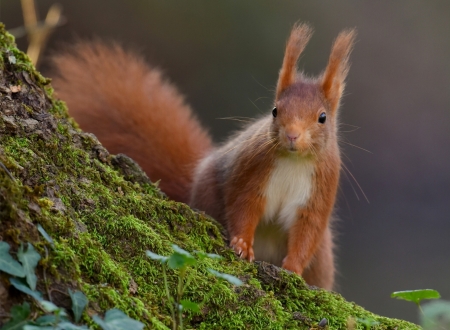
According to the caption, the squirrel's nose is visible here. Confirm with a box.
[286,133,299,142]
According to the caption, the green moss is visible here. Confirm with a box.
[0,22,419,329]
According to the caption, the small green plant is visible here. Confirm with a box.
[391,289,449,330]
[0,234,144,330]
[92,309,145,330]
[357,316,379,329]
[0,240,87,329]
[391,289,441,307]
[146,244,243,330]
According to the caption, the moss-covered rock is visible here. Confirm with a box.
[0,23,419,329]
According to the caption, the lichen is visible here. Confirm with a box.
[0,22,419,329]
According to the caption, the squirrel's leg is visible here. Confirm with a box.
[301,226,335,290]
[225,194,266,262]
[282,208,329,275]
[222,142,274,262]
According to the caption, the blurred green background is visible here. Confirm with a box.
[1,0,449,324]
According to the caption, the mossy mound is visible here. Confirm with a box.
[0,24,419,329]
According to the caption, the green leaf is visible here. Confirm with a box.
[34,315,70,326]
[180,300,200,313]
[10,303,31,319]
[167,253,195,269]
[69,289,89,323]
[23,326,55,330]
[0,241,25,277]
[1,302,31,330]
[92,309,144,330]
[9,277,43,301]
[391,289,441,305]
[56,322,89,330]
[145,250,168,263]
[35,314,58,326]
[40,300,60,313]
[167,245,196,269]
[207,269,243,286]
[194,251,222,261]
[37,224,55,248]
[17,243,41,290]
[92,316,109,330]
[171,244,193,256]
[357,317,380,327]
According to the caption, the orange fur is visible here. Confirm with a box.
[276,23,313,99]
[51,23,355,290]
[322,30,356,112]
[51,42,212,203]
[302,226,335,289]
[223,129,277,262]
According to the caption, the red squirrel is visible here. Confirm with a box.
[52,23,356,290]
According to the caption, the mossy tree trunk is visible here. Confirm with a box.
[0,24,418,329]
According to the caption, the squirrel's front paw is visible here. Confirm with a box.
[282,257,303,275]
[230,236,254,262]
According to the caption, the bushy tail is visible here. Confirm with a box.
[51,42,212,203]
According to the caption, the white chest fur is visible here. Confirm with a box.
[253,156,315,265]
[262,156,315,229]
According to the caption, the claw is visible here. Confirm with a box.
[230,236,254,262]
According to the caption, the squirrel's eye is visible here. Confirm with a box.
[272,107,277,118]
[318,112,326,124]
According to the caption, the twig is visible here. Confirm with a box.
[8,19,66,39]
[0,160,15,181]
[20,0,38,28]
[19,0,63,66]
[49,288,70,297]
[162,265,176,330]
[43,246,52,302]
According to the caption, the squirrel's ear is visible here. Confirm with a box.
[276,23,313,100]
[321,29,356,113]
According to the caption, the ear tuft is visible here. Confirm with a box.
[276,23,313,100]
[321,29,356,112]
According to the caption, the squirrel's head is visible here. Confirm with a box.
[271,23,356,157]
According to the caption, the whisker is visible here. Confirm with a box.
[220,144,241,156]
[251,75,276,93]
[248,98,265,115]
[264,141,279,157]
[307,142,317,158]
[217,118,252,124]
[219,132,274,156]
[253,138,277,154]
[337,180,355,222]
[312,142,320,158]
[340,141,372,154]
[340,123,360,129]
[341,162,369,203]
[254,96,271,102]
[217,116,254,121]
[312,143,319,158]
[339,122,360,133]
[340,150,354,165]
[247,139,277,163]
[340,164,360,201]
